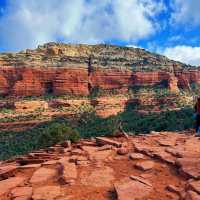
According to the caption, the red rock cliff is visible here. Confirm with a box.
[0,43,199,97]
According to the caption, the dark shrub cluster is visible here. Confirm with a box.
[0,106,194,160]
[0,118,80,160]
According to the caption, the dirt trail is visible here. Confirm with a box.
[0,131,200,200]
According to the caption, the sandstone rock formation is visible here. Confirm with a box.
[0,131,200,199]
[0,43,200,97]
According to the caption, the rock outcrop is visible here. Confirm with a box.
[0,43,200,97]
[0,131,200,200]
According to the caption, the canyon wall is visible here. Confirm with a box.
[0,43,200,97]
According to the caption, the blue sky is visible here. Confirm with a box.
[0,0,200,66]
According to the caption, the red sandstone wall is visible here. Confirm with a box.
[12,70,44,96]
[53,67,89,96]
[131,71,170,85]
[0,65,199,97]
[90,67,132,90]
[0,74,9,95]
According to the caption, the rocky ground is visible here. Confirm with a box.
[0,131,200,200]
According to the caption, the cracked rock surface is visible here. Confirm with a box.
[0,131,200,200]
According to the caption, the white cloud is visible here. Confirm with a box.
[0,0,164,52]
[171,0,200,26]
[161,46,200,66]
[168,35,182,42]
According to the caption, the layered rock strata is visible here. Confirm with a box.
[0,43,199,97]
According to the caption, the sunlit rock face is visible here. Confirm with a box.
[0,42,199,97]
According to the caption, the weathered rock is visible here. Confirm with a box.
[166,185,180,194]
[188,180,200,194]
[76,160,90,166]
[117,147,129,155]
[80,166,114,187]
[153,150,176,164]
[97,145,113,151]
[0,74,9,95]
[185,191,200,200]
[0,43,200,99]
[30,167,57,184]
[0,132,200,199]
[18,164,41,169]
[96,137,122,147]
[42,160,58,166]
[76,156,88,162]
[114,177,152,200]
[71,149,84,156]
[135,161,155,171]
[54,67,89,96]
[0,177,25,196]
[157,138,177,147]
[0,164,18,180]
[176,158,200,179]
[168,76,179,92]
[130,175,152,187]
[58,158,77,182]
[129,153,145,160]
[165,147,183,158]
[12,70,45,96]
[92,150,114,162]
[32,186,61,200]
[11,186,32,199]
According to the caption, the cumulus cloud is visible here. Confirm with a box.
[162,46,200,66]
[0,0,164,52]
[171,0,200,26]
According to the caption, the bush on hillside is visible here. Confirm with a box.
[0,105,194,160]
[119,106,194,134]
[75,111,120,138]
[0,118,80,160]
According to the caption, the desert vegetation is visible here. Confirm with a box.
[0,118,80,160]
[0,104,194,160]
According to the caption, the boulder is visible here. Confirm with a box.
[30,167,57,184]
[58,158,77,183]
[129,153,145,160]
[96,137,122,147]
[135,161,155,171]
[0,177,26,196]
[114,177,152,200]
[117,147,129,155]
[11,186,32,199]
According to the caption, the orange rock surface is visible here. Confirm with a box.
[0,131,200,200]
[0,43,200,97]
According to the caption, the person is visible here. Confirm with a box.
[194,97,200,134]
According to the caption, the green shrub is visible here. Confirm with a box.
[74,111,120,138]
[0,118,80,160]
[119,106,194,134]
[0,103,194,160]
[0,108,13,114]
[68,129,81,143]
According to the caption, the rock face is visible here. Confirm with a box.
[114,177,152,200]
[0,177,26,196]
[0,43,200,97]
[0,131,200,200]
